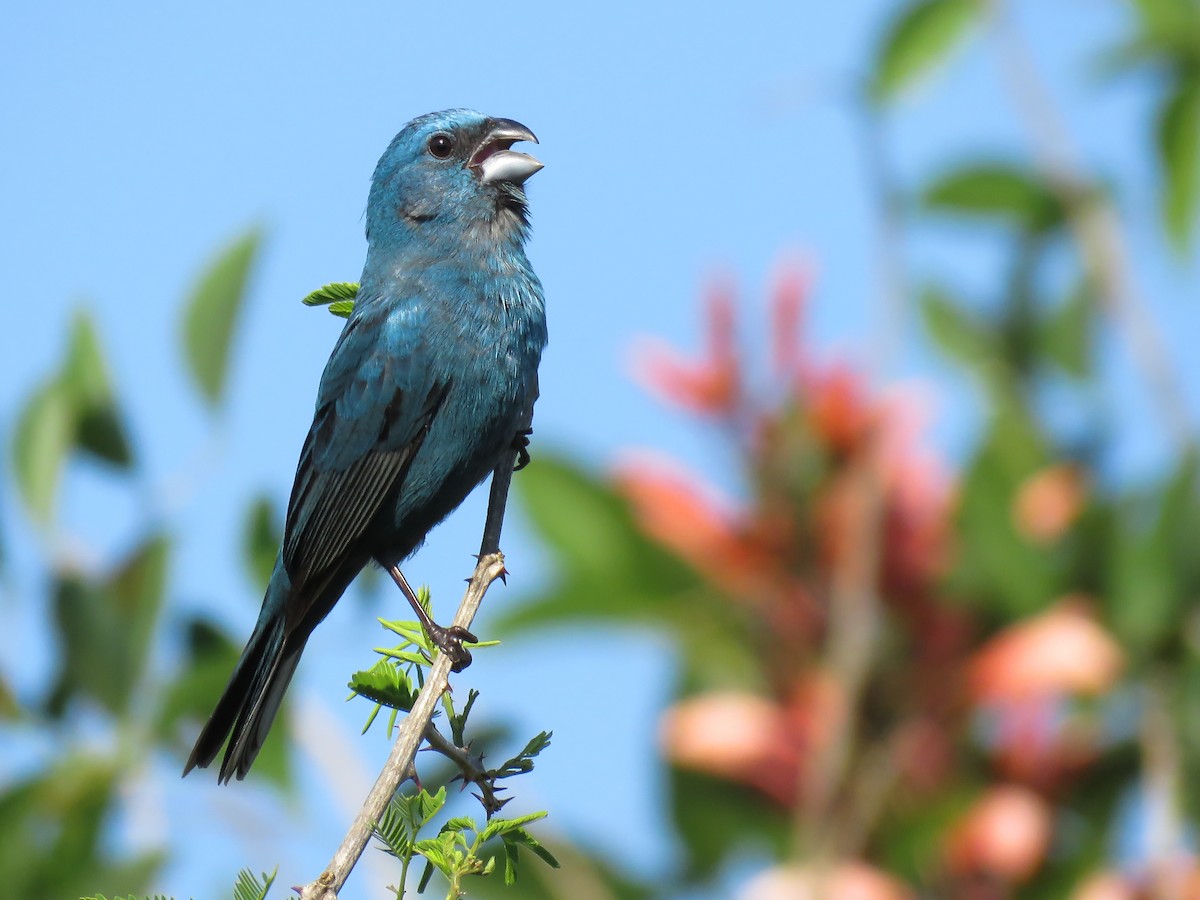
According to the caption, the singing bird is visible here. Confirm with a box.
[184,110,547,783]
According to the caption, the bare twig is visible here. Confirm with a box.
[299,439,522,900]
[794,454,887,862]
[790,98,906,864]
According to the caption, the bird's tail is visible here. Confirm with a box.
[183,571,306,783]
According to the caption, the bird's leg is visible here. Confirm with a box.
[512,428,533,471]
[388,565,477,673]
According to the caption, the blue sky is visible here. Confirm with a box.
[3,1,1199,897]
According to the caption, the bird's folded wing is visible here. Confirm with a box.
[283,444,411,582]
[280,303,446,593]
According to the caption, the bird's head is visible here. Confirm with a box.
[366,109,542,246]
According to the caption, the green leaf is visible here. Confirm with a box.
[182,230,261,407]
[1093,0,1200,76]
[512,831,559,871]
[349,659,418,711]
[11,309,134,521]
[501,835,520,886]
[242,494,281,593]
[374,803,413,859]
[922,163,1063,231]
[446,688,479,745]
[480,811,548,843]
[376,789,453,865]
[1038,282,1095,377]
[106,534,171,694]
[497,828,559,885]
[492,732,553,780]
[156,617,238,739]
[949,389,1061,616]
[12,379,73,522]
[871,0,981,102]
[1157,74,1200,250]
[46,535,170,718]
[876,786,978,886]
[374,648,431,666]
[413,833,463,878]
[0,675,19,720]
[0,758,163,899]
[379,618,429,645]
[413,786,447,823]
[1109,522,1178,652]
[301,281,358,308]
[513,731,553,762]
[1106,452,1199,651]
[233,867,277,900]
[300,282,357,318]
[465,845,653,899]
[62,310,132,467]
[440,815,478,835]
[417,860,435,893]
[669,767,789,880]
[920,283,1000,373]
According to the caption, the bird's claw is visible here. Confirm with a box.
[428,623,478,673]
[512,429,532,471]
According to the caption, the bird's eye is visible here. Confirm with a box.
[428,134,454,159]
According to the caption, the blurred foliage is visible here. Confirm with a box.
[870,0,981,101]
[3,0,1199,898]
[2,233,295,897]
[182,230,261,407]
[13,310,133,522]
[492,1,1199,896]
[1103,0,1200,249]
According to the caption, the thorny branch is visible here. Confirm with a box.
[299,439,522,900]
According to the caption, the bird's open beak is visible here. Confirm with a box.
[470,119,543,185]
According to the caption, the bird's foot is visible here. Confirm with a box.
[388,564,478,673]
[512,428,533,471]
[426,623,478,673]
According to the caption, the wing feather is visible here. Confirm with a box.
[278,299,446,601]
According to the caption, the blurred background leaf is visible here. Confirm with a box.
[3,2,1200,898]
[871,0,980,101]
[182,230,261,408]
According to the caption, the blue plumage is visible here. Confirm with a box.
[185,110,547,782]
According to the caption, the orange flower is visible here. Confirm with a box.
[659,691,799,805]
[632,279,740,415]
[738,862,913,900]
[804,362,874,454]
[615,454,783,598]
[812,383,952,598]
[946,785,1053,882]
[659,674,845,807]
[770,263,809,378]
[969,597,1123,703]
[1014,464,1087,545]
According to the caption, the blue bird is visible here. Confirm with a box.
[184,110,547,783]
